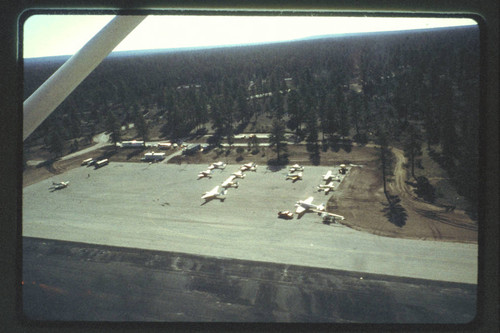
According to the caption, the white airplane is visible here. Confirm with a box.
[201,186,227,202]
[240,162,257,171]
[322,170,340,182]
[49,181,69,190]
[294,196,345,220]
[231,170,246,178]
[321,211,345,222]
[286,172,302,182]
[289,164,304,173]
[317,181,335,194]
[221,175,239,189]
[295,196,325,215]
[208,161,226,170]
[197,170,212,179]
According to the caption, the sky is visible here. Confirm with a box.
[22,14,477,59]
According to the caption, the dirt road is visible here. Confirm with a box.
[390,147,477,232]
[333,145,477,243]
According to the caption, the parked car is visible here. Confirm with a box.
[278,210,294,219]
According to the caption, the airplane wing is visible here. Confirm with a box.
[303,196,314,204]
[295,205,306,214]
[221,176,235,186]
[322,212,345,220]
[23,16,146,141]
[202,186,219,199]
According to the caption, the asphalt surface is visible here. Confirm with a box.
[22,162,478,284]
[22,237,477,323]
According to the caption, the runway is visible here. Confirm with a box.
[22,237,477,322]
[22,162,478,284]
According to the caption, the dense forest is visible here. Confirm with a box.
[23,25,480,212]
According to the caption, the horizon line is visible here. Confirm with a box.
[24,24,477,60]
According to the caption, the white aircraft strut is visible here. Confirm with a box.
[23,15,147,140]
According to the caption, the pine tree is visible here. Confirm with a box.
[47,124,64,158]
[305,109,320,165]
[135,109,149,142]
[269,119,288,164]
[403,124,423,179]
[105,111,121,147]
[376,128,392,199]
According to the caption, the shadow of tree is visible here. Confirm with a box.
[414,176,436,203]
[266,158,287,172]
[98,148,118,160]
[36,158,57,170]
[381,195,408,227]
[126,148,144,160]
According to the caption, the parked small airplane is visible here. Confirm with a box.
[321,212,345,224]
[321,211,345,222]
[317,181,335,194]
[49,181,69,191]
[295,196,324,215]
[197,170,212,179]
[201,186,227,202]
[221,176,239,189]
[289,164,304,173]
[295,196,345,220]
[231,170,246,178]
[208,161,226,170]
[339,164,348,175]
[240,162,257,171]
[322,170,340,182]
[286,172,302,182]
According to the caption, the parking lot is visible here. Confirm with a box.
[22,162,478,284]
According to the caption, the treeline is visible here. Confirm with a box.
[24,26,479,210]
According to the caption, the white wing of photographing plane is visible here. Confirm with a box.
[23,16,147,141]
